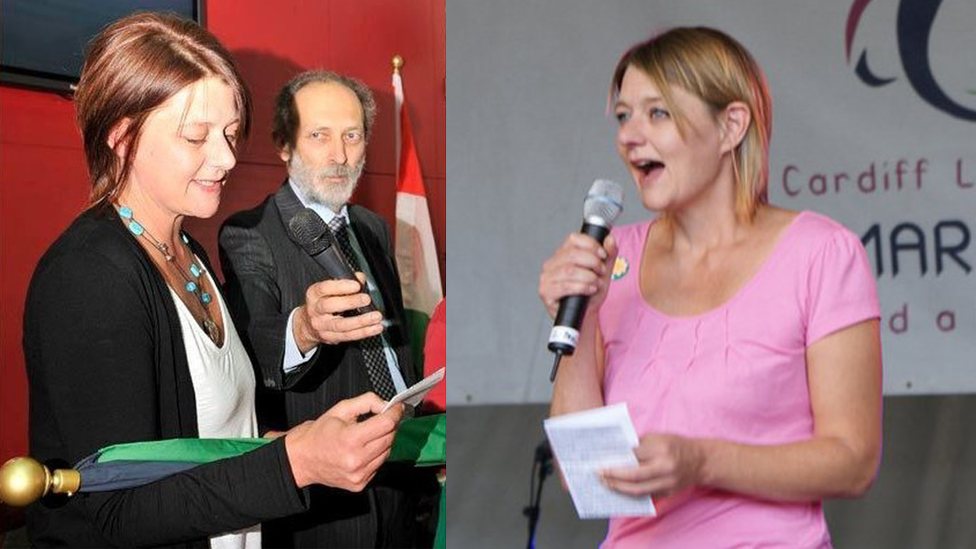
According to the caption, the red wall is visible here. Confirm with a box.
[0,0,445,466]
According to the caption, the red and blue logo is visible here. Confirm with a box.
[846,0,976,121]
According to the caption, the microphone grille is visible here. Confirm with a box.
[583,179,624,227]
[287,208,335,256]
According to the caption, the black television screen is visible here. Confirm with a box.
[0,0,202,93]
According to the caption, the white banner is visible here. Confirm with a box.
[765,0,976,393]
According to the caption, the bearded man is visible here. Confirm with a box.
[220,71,430,548]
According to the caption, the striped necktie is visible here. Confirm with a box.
[328,216,397,400]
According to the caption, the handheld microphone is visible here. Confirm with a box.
[548,179,623,381]
[287,208,375,316]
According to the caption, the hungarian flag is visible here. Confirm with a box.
[393,66,443,370]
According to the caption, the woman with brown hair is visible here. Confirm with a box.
[23,12,401,548]
[539,27,882,547]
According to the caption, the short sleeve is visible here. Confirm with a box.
[805,228,881,345]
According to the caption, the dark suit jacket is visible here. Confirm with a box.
[24,206,308,548]
[219,184,424,547]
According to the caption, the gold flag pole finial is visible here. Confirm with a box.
[0,456,81,507]
[392,55,404,74]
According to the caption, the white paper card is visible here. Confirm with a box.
[381,367,445,413]
[543,403,656,519]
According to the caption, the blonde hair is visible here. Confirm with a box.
[75,12,251,209]
[611,27,772,220]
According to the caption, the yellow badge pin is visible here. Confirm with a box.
[611,257,629,280]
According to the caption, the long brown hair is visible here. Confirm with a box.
[611,27,772,221]
[75,12,251,208]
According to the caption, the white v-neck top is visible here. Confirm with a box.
[169,264,260,549]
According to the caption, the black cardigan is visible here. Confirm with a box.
[23,206,308,548]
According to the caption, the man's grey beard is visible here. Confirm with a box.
[288,154,366,212]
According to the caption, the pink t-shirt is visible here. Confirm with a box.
[599,211,880,549]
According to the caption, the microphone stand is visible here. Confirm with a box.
[523,440,553,549]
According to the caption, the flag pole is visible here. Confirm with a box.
[392,54,404,180]
[0,456,80,506]
[0,413,445,507]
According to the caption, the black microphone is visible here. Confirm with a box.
[286,208,375,315]
[548,179,623,381]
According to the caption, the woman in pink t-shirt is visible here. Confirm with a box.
[539,27,882,548]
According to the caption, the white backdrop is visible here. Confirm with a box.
[447,0,976,404]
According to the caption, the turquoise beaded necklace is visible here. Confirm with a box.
[116,204,221,344]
